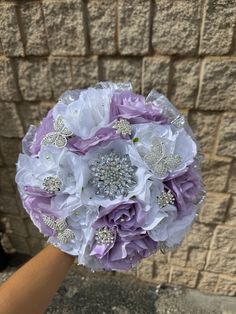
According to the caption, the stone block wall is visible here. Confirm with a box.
[0,0,235,296]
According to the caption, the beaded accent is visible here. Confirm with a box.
[112,119,132,136]
[95,226,114,245]
[43,215,75,244]
[171,115,185,128]
[144,138,181,177]
[157,190,175,208]
[42,176,62,193]
[41,115,73,148]
[89,150,137,199]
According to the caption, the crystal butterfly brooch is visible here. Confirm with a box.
[41,115,73,148]
[144,137,181,177]
[43,215,75,244]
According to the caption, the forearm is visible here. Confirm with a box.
[0,245,75,314]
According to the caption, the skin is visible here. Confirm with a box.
[0,245,75,314]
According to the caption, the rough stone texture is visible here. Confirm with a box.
[152,0,201,55]
[18,59,52,101]
[100,58,141,92]
[0,3,24,56]
[87,0,116,55]
[20,3,48,56]
[170,266,199,288]
[197,58,236,111]
[142,56,170,96]
[42,0,86,56]
[0,0,236,296]
[188,111,221,153]
[170,59,200,109]
[0,57,20,101]
[199,192,230,224]
[0,102,24,138]
[217,112,236,158]
[201,158,231,192]
[118,0,150,55]
[199,0,236,55]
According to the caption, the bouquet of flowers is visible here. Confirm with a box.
[16,82,205,271]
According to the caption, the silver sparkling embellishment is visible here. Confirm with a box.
[41,115,73,148]
[43,176,62,193]
[43,215,75,244]
[95,226,114,245]
[112,119,132,136]
[157,190,175,208]
[144,138,181,177]
[89,150,137,199]
[171,115,185,128]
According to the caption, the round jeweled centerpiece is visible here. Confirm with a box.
[89,150,137,199]
[43,176,62,193]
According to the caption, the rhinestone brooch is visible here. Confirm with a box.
[112,119,132,136]
[41,115,73,148]
[43,215,75,244]
[144,138,181,177]
[171,115,185,128]
[43,176,62,193]
[95,226,115,245]
[157,190,175,208]
[89,150,137,199]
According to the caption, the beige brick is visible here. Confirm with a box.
[0,102,24,138]
[39,101,54,117]
[202,158,231,192]
[226,196,236,226]
[152,0,201,55]
[183,223,213,249]
[216,275,236,296]
[170,59,200,109]
[0,168,15,194]
[7,216,28,237]
[198,271,218,293]
[217,113,236,158]
[186,248,208,270]
[0,195,19,215]
[100,58,141,92]
[153,250,169,264]
[199,0,236,55]
[170,266,199,288]
[211,226,236,254]
[142,56,170,96]
[154,263,170,283]
[71,57,98,90]
[206,250,236,275]
[18,102,41,129]
[42,0,86,56]
[199,192,230,224]
[188,111,221,154]
[169,247,188,267]
[87,0,116,55]
[118,0,150,55]
[197,58,236,111]
[20,3,48,56]
[18,59,52,101]
[28,237,43,255]
[49,57,72,99]
[228,162,236,194]
[0,3,24,56]
[0,137,21,166]
[9,234,31,255]
[0,57,20,101]
[137,256,154,280]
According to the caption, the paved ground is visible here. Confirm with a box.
[0,256,236,314]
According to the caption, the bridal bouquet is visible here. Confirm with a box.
[16,82,204,271]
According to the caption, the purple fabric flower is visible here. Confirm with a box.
[30,109,54,155]
[109,91,167,124]
[165,164,204,217]
[90,200,158,270]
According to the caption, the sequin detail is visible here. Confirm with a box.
[41,115,73,148]
[89,150,137,199]
[171,115,185,128]
[144,138,181,177]
[95,226,114,245]
[112,119,132,136]
[43,176,62,193]
[43,215,75,244]
[157,190,175,208]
